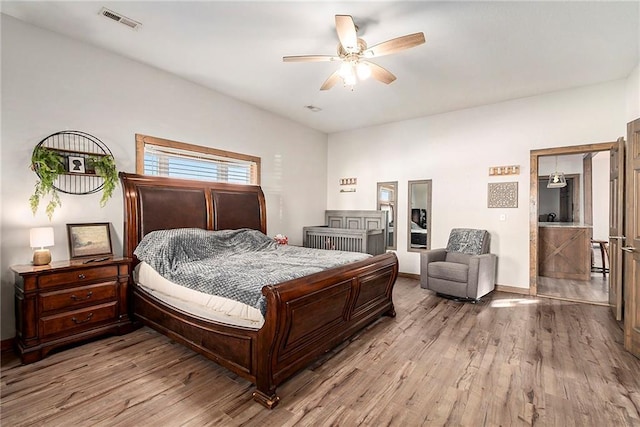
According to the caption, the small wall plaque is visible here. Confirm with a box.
[488,182,518,208]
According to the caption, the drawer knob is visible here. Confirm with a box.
[70,291,93,301]
[78,274,86,280]
[71,313,94,324]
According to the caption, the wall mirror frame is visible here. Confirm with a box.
[377,181,397,250]
[407,179,432,252]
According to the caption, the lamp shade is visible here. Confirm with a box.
[547,172,567,188]
[30,227,54,249]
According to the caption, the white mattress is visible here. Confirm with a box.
[134,261,264,329]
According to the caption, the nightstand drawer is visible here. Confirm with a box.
[38,266,119,289]
[40,302,118,338]
[40,282,117,312]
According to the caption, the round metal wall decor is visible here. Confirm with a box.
[32,130,113,195]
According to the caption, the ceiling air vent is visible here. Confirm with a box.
[99,7,141,30]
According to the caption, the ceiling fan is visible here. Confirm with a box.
[283,15,425,90]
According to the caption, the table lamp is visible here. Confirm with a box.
[30,227,54,266]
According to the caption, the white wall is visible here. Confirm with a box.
[627,63,640,121]
[327,80,627,288]
[0,15,328,340]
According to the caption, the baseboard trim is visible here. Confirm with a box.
[398,276,532,296]
[1,338,15,354]
[495,284,531,295]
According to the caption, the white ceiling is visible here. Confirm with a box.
[2,1,639,134]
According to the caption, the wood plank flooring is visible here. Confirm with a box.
[537,274,609,304]
[537,244,610,305]
[2,277,640,426]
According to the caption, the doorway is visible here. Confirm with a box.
[530,141,617,304]
[537,174,580,223]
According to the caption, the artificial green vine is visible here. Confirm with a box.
[29,146,65,221]
[88,155,118,207]
[29,146,119,220]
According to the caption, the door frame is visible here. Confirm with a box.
[529,141,617,295]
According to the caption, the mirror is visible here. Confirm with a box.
[407,179,432,252]
[377,181,397,249]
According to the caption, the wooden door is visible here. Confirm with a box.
[624,118,640,358]
[609,137,625,320]
[559,183,571,221]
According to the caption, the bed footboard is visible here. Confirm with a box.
[253,252,398,408]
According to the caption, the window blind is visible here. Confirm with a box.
[143,143,257,184]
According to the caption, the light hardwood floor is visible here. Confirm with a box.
[537,248,609,304]
[2,277,639,426]
[537,274,609,304]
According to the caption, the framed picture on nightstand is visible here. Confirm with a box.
[67,222,113,259]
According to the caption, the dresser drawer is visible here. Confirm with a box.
[38,266,119,289]
[40,282,117,313]
[40,302,118,338]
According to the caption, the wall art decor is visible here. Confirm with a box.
[30,130,118,220]
[488,182,518,208]
[67,222,113,259]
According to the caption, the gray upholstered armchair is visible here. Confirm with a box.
[420,228,497,300]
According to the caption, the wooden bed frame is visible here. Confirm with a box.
[120,173,399,408]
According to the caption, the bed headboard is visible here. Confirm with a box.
[120,172,267,259]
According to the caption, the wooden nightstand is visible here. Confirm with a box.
[11,257,134,364]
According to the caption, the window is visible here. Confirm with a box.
[135,134,260,185]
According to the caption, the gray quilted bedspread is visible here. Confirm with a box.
[134,228,371,315]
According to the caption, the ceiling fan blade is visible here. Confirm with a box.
[283,55,338,62]
[335,15,358,53]
[364,32,426,58]
[320,70,342,91]
[366,61,397,85]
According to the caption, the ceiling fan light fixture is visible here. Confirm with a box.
[283,14,426,91]
[338,62,354,79]
[343,73,357,86]
[356,62,371,80]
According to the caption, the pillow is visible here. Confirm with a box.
[446,229,489,255]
